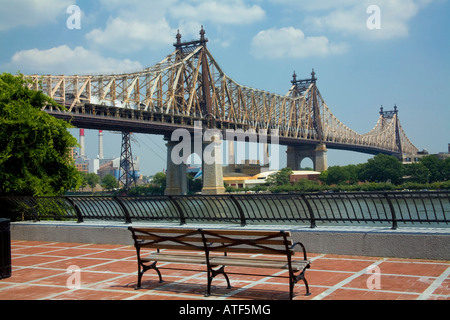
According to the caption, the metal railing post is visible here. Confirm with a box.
[302,194,316,228]
[65,197,84,223]
[385,193,398,230]
[230,195,246,227]
[113,196,132,224]
[168,196,186,225]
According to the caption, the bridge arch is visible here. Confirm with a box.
[299,157,314,171]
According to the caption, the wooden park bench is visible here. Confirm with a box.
[128,227,311,300]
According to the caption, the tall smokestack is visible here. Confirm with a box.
[98,130,104,159]
[80,129,85,157]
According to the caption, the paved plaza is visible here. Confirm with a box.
[1,240,448,301]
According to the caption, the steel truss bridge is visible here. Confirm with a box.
[24,27,418,158]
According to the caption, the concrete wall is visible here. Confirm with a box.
[289,231,450,261]
[10,222,450,261]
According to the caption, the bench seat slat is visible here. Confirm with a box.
[208,246,293,255]
[210,256,309,271]
[139,243,204,251]
[202,229,291,237]
[139,243,292,255]
[142,253,206,264]
[133,228,290,238]
[135,235,292,246]
[132,228,201,234]
[144,252,309,271]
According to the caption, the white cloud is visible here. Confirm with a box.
[84,0,265,53]
[84,0,180,53]
[250,27,347,59]
[170,0,265,25]
[288,0,435,40]
[86,17,174,53]
[9,45,143,75]
[0,0,73,31]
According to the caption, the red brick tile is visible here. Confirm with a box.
[431,278,450,296]
[50,288,138,300]
[82,249,136,260]
[344,274,434,293]
[0,285,68,300]
[34,271,122,288]
[12,255,65,267]
[87,260,138,273]
[378,261,449,277]
[11,246,62,255]
[36,248,97,257]
[2,267,60,283]
[306,270,354,287]
[309,258,375,272]
[322,288,419,300]
[38,258,111,270]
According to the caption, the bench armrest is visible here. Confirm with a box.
[291,242,308,261]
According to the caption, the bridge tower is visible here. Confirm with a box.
[380,105,402,155]
[119,132,137,192]
[286,70,328,172]
[165,27,225,195]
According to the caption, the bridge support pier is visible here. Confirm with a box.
[164,140,187,195]
[201,137,225,195]
[286,143,328,172]
[164,134,225,195]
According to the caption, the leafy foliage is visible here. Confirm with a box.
[358,154,404,184]
[266,167,292,186]
[101,174,119,191]
[0,73,80,196]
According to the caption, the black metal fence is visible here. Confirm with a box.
[1,191,449,230]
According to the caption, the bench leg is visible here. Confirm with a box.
[135,261,163,290]
[290,270,311,299]
[205,266,232,297]
[287,270,311,299]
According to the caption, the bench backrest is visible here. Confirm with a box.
[129,227,294,256]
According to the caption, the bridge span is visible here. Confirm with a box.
[24,27,419,194]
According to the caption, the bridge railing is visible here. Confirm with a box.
[1,191,448,230]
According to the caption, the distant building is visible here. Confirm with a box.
[70,129,141,181]
[97,156,140,181]
[224,159,270,176]
[403,143,450,163]
[222,170,320,189]
[290,171,321,183]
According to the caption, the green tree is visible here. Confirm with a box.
[86,173,100,192]
[152,172,166,189]
[345,164,361,184]
[324,166,350,185]
[420,155,445,182]
[101,174,118,191]
[0,73,80,196]
[79,172,88,191]
[266,167,293,186]
[358,154,404,184]
[403,162,430,183]
[443,158,450,181]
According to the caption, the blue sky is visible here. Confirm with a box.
[1,0,449,176]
